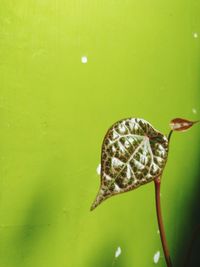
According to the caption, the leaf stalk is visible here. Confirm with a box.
[154,177,172,267]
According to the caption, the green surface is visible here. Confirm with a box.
[0,1,200,267]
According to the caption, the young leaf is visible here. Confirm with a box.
[91,118,169,210]
[170,118,199,132]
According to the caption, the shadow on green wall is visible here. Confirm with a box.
[5,159,66,267]
[175,152,200,267]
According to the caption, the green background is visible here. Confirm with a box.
[0,1,200,266]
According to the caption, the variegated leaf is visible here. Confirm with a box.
[91,118,169,210]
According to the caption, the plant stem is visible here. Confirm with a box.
[168,130,173,144]
[154,177,172,267]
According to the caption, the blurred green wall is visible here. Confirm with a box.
[0,1,200,267]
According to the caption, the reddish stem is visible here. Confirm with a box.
[154,177,172,267]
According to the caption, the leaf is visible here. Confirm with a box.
[91,118,169,210]
[170,118,199,132]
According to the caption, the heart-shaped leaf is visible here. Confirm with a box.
[170,118,199,132]
[91,118,169,210]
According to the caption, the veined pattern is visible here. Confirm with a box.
[91,118,169,210]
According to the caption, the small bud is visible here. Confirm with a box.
[170,118,199,132]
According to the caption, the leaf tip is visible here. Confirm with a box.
[90,205,95,211]
[90,189,106,211]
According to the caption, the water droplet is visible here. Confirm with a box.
[192,108,197,114]
[96,164,101,175]
[153,251,160,264]
[81,56,88,64]
[115,246,121,258]
[193,32,198,38]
